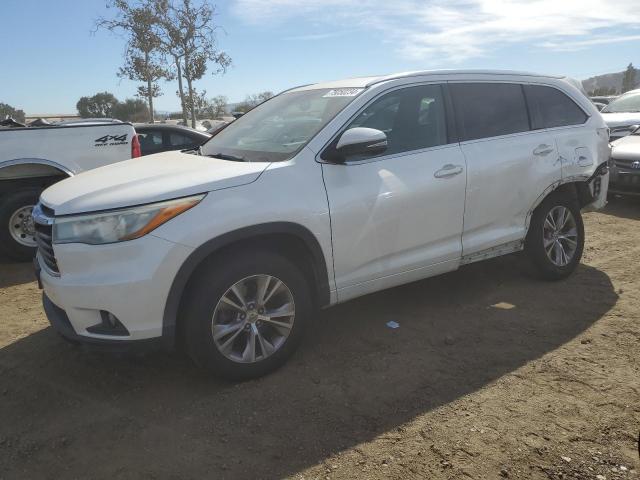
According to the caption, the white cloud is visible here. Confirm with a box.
[283,32,346,41]
[231,0,640,62]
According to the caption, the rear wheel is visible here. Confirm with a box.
[183,249,312,380]
[0,189,41,261]
[525,191,584,280]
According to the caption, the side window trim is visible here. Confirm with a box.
[319,82,455,164]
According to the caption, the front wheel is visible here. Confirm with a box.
[0,189,41,261]
[183,249,312,380]
[525,191,584,280]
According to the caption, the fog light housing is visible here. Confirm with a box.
[86,311,130,336]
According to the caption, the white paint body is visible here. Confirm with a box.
[38,70,610,342]
[0,121,136,179]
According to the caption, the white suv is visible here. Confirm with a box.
[35,70,610,379]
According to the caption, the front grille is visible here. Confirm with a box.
[41,204,55,217]
[613,158,639,169]
[35,223,59,273]
[33,203,59,274]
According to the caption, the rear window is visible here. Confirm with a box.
[524,85,587,129]
[450,83,530,141]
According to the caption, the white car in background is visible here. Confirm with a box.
[600,89,640,140]
[35,70,609,379]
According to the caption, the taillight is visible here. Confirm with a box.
[131,134,141,158]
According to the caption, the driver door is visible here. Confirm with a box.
[321,84,467,301]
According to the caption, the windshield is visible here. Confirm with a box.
[200,88,363,162]
[602,91,640,113]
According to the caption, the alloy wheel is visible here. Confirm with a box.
[543,206,578,267]
[211,274,295,363]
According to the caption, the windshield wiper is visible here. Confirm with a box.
[208,152,246,162]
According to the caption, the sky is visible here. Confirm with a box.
[2,0,640,115]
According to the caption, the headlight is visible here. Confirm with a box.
[53,194,205,245]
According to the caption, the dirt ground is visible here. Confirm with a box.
[1,197,639,480]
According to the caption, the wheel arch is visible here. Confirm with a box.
[525,179,594,232]
[0,158,75,179]
[162,222,331,347]
[0,159,73,196]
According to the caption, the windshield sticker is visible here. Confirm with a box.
[323,88,364,98]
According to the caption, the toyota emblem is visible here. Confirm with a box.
[633,161,640,169]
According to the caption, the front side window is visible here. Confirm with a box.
[450,83,530,141]
[525,85,587,129]
[200,88,361,162]
[344,84,448,159]
[602,91,640,113]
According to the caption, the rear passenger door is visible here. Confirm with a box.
[450,82,562,258]
[523,84,591,180]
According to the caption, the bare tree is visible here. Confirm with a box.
[155,0,231,128]
[96,0,170,122]
[236,91,274,113]
[185,92,227,119]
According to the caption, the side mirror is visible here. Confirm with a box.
[331,127,387,162]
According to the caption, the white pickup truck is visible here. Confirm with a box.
[0,120,139,260]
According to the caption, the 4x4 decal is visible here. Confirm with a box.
[94,134,128,147]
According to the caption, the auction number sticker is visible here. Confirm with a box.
[323,88,364,97]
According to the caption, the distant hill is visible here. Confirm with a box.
[582,68,640,95]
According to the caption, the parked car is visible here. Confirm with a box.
[0,119,139,260]
[589,95,617,106]
[35,70,609,379]
[134,123,211,156]
[600,89,640,140]
[609,126,640,195]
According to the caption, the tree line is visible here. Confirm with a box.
[0,103,25,123]
[76,92,150,122]
[75,88,275,124]
[588,63,638,96]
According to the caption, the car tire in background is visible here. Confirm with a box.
[183,249,312,380]
[525,190,585,280]
[0,188,41,261]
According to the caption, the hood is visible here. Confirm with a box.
[611,134,640,161]
[41,151,270,215]
[600,111,640,128]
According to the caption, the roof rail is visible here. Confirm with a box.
[365,69,563,87]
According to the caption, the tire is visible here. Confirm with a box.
[525,190,584,280]
[183,249,313,380]
[0,188,41,261]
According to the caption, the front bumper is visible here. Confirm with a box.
[37,233,193,347]
[42,293,166,352]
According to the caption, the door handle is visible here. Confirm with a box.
[533,144,554,156]
[434,164,463,178]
